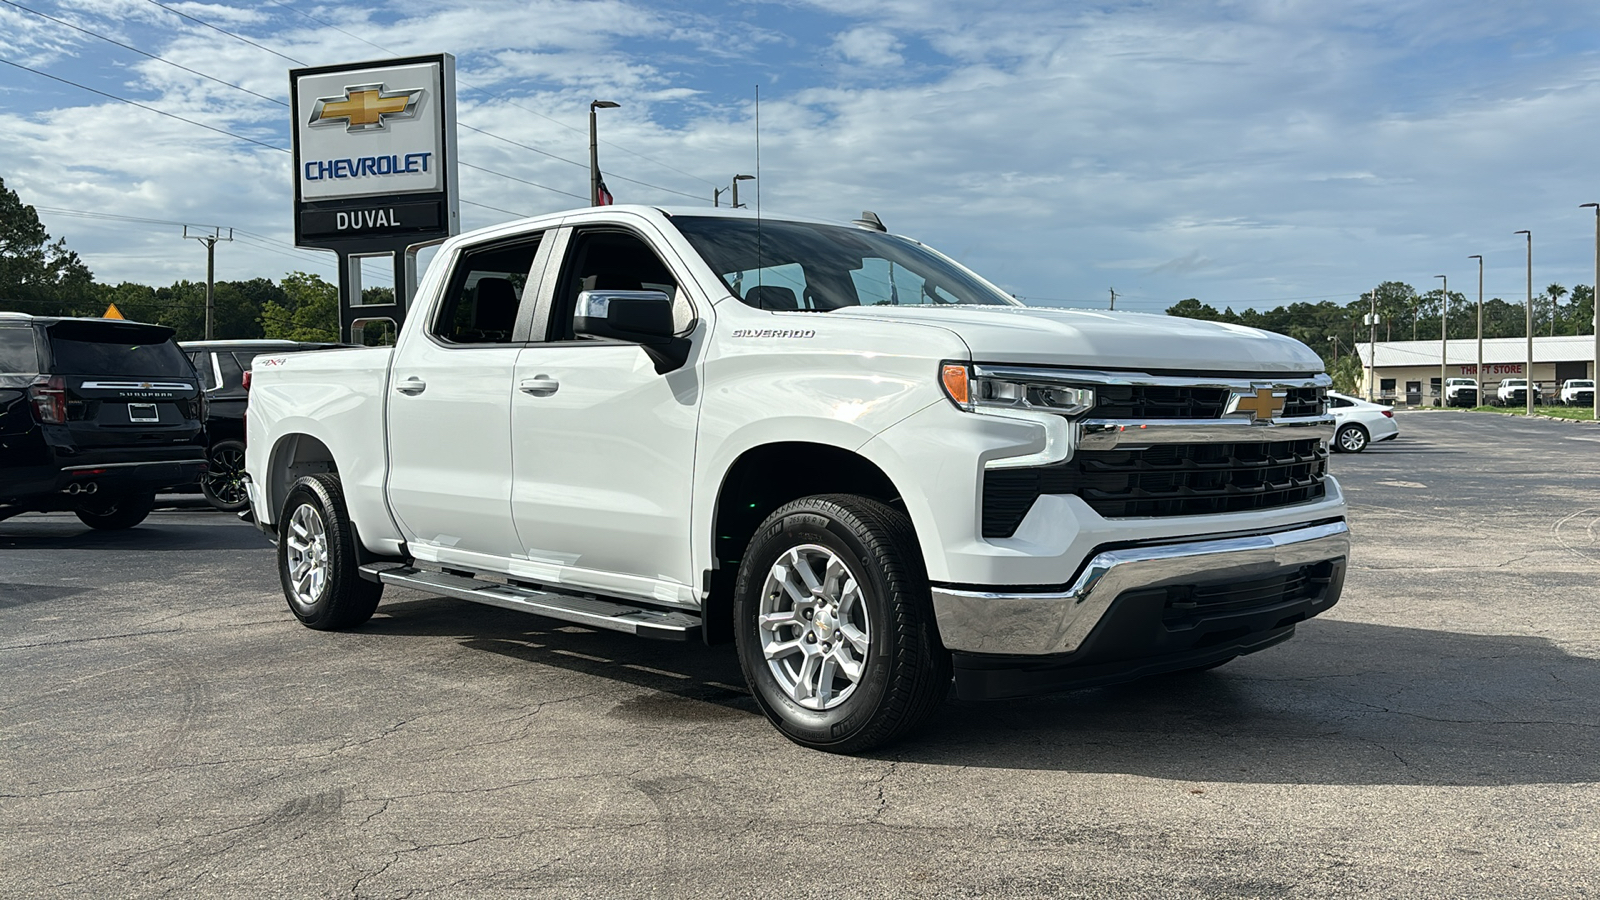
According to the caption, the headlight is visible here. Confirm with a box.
[939,363,1095,416]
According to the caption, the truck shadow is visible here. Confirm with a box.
[0,513,269,552]
[366,596,1600,786]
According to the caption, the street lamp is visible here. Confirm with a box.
[1468,255,1483,407]
[1583,203,1600,420]
[1515,230,1533,416]
[732,174,755,209]
[1435,274,1447,407]
[588,100,620,206]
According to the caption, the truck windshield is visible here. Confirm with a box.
[672,216,1021,311]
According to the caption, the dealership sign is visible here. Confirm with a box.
[290,54,458,246]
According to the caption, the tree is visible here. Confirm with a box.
[1571,285,1594,336]
[260,272,338,342]
[1167,298,1225,321]
[0,176,97,315]
[1546,283,1567,337]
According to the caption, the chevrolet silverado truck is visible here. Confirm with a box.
[245,205,1349,752]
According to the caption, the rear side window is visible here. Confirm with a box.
[0,328,38,375]
[433,236,542,345]
[48,333,193,378]
[216,351,245,390]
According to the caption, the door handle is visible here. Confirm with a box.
[395,377,427,395]
[519,376,560,396]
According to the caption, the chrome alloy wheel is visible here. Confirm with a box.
[1337,426,1367,452]
[284,502,330,610]
[758,544,872,711]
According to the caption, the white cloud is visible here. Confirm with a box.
[833,27,904,68]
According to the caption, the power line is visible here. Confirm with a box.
[461,199,532,219]
[0,55,290,153]
[141,0,306,66]
[0,0,288,106]
[459,162,585,202]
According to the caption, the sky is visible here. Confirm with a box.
[3,0,1600,313]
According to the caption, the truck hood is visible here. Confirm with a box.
[828,305,1325,374]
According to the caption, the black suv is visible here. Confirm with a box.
[0,314,207,529]
[180,340,345,511]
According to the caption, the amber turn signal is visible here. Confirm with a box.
[941,363,970,408]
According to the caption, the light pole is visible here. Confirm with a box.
[588,100,619,206]
[1468,255,1484,408]
[1366,287,1379,402]
[1435,274,1448,406]
[731,174,754,209]
[1515,230,1533,415]
[1583,203,1600,420]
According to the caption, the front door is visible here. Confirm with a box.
[386,233,545,563]
[508,224,703,605]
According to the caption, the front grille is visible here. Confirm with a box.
[982,438,1327,536]
[1090,385,1325,419]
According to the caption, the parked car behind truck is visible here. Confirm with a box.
[181,339,346,511]
[246,206,1351,752]
[1,314,206,528]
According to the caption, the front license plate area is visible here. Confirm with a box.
[128,403,160,423]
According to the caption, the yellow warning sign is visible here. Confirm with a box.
[103,303,125,320]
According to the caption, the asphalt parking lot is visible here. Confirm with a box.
[4,412,1599,899]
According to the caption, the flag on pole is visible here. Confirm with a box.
[103,303,125,320]
[597,178,614,206]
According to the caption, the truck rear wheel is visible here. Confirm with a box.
[733,494,950,753]
[278,474,381,630]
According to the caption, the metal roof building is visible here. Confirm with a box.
[1353,334,1595,404]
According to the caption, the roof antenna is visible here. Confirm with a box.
[853,211,886,232]
[755,84,763,302]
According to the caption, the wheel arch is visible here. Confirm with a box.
[265,432,338,524]
[703,441,912,644]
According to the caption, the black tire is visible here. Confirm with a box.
[200,439,250,512]
[733,494,950,753]
[278,474,381,631]
[74,492,155,530]
[1335,423,1369,453]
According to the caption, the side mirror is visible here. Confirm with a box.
[574,290,691,374]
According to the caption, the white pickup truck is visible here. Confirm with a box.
[245,205,1349,752]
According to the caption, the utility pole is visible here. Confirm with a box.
[1516,230,1533,416]
[1469,255,1483,406]
[1367,288,1379,402]
[1583,203,1600,420]
[1436,274,1448,407]
[713,187,723,207]
[183,226,233,340]
[1108,287,1117,311]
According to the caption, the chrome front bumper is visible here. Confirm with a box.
[930,520,1350,655]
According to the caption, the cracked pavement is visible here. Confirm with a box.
[2,413,1599,898]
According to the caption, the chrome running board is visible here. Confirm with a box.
[361,564,700,641]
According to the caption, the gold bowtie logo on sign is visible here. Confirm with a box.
[308,83,423,133]
[1227,387,1286,422]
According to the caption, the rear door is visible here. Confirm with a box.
[42,320,203,454]
[385,231,549,564]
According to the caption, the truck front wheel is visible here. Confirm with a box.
[278,474,381,631]
[733,495,950,753]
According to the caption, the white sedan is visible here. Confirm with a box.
[1326,391,1399,452]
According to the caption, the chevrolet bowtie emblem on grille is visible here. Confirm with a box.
[308,83,423,133]
[1227,387,1286,422]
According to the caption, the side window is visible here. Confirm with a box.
[432,235,542,345]
[1330,396,1353,408]
[551,229,689,341]
[0,328,39,375]
[189,351,219,391]
[216,351,245,391]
